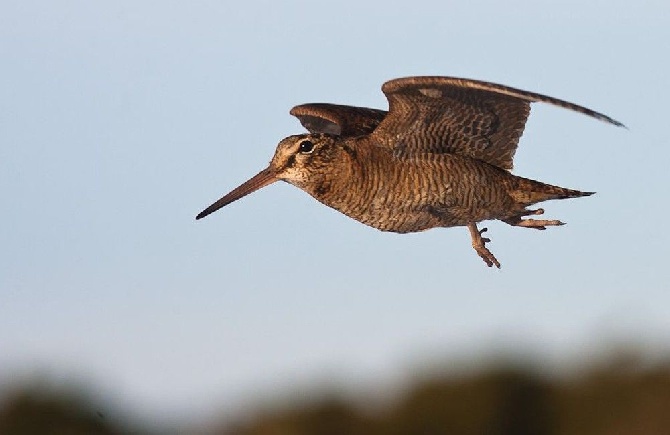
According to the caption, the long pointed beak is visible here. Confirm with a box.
[195,167,278,220]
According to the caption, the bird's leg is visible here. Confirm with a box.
[467,223,501,269]
[503,208,564,230]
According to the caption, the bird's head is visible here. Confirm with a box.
[195,134,344,220]
[269,134,342,188]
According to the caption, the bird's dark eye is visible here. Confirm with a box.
[298,140,315,154]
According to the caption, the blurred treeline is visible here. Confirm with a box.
[2,353,670,435]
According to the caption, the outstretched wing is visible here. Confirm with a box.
[370,76,624,170]
[290,103,387,137]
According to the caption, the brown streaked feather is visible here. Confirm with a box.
[290,103,387,137]
[370,76,624,170]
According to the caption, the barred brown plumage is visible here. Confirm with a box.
[197,76,623,268]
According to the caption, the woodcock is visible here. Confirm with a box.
[196,76,623,268]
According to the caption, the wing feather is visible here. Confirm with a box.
[370,76,623,170]
[290,103,387,137]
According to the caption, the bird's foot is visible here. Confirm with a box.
[467,224,501,269]
[503,209,564,230]
[512,219,565,231]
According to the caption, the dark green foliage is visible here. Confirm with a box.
[220,361,670,435]
[0,388,119,435]
[2,356,670,435]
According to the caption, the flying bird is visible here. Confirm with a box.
[197,76,623,268]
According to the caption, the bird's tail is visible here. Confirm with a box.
[509,176,594,205]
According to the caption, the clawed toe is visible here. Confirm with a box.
[525,208,544,216]
[504,209,565,230]
[475,245,501,268]
[479,227,491,243]
[468,224,501,269]
[515,219,564,230]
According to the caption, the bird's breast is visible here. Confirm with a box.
[299,149,454,232]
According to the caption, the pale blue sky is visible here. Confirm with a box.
[1,0,669,427]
